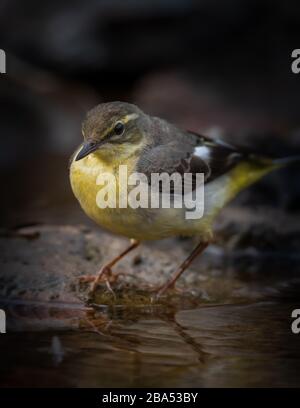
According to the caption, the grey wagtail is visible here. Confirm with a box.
[70,101,299,298]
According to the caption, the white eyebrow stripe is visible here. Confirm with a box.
[123,113,139,123]
[194,145,211,161]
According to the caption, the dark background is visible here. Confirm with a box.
[1,0,300,227]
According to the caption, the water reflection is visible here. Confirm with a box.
[1,298,300,387]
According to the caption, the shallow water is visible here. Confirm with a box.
[1,298,300,387]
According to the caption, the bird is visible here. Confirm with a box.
[69,101,299,298]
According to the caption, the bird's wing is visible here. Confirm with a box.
[137,130,245,191]
[186,131,246,183]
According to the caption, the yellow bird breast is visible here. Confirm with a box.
[70,152,140,237]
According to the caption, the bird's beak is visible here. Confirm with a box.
[75,142,99,161]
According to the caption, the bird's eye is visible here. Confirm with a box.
[114,121,125,136]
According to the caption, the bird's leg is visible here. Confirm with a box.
[154,241,210,298]
[88,239,140,293]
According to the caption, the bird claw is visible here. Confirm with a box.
[87,265,124,297]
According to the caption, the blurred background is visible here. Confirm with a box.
[0,0,300,227]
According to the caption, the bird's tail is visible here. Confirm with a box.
[272,155,300,167]
[224,153,300,204]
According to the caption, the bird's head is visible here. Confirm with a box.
[76,102,148,163]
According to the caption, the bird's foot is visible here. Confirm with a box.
[79,265,121,298]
